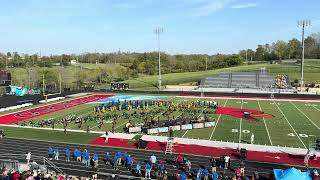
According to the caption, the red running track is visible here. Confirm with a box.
[89,137,320,168]
[0,94,112,125]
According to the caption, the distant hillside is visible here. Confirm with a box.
[125,60,320,89]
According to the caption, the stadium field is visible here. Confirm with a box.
[2,94,320,149]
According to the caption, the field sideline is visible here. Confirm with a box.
[0,94,319,149]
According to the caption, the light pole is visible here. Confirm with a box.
[298,20,311,91]
[154,27,164,90]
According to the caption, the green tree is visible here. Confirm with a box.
[274,40,287,60]
[287,38,301,59]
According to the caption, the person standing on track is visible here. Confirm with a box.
[48,147,54,160]
[25,152,31,165]
[224,155,230,169]
[54,148,59,160]
[65,148,70,162]
[251,133,255,144]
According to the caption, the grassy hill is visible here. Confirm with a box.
[125,61,320,89]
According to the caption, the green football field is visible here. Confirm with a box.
[10,95,320,149]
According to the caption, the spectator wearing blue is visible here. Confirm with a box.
[65,148,70,162]
[54,148,59,160]
[48,147,54,160]
[196,168,202,180]
[136,161,141,175]
[93,153,98,168]
[212,170,219,180]
[113,155,118,170]
[202,168,209,180]
[126,155,132,169]
[85,151,90,166]
[105,152,110,165]
[123,152,128,167]
[74,149,81,161]
[117,151,122,165]
[82,149,87,163]
[145,162,151,179]
[180,171,187,180]
[150,154,157,167]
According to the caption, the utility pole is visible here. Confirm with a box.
[205,56,208,71]
[298,20,311,91]
[245,50,248,65]
[5,55,8,70]
[154,27,164,90]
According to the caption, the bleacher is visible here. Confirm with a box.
[200,69,275,89]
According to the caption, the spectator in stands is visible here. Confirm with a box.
[240,160,245,177]
[65,148,70,162]
[0,129,4,139]
[184,159,191,173]
[180,171,187,180]
[210,157,217,173]
[123,152,128,167]
[150,154,157,167]
[126,155,132,169]
[25,152,31,165]
[113,154,118,170]
[212,170,219,180]
[84,151,90,167]
[135,161,141,176]
[202,167,209,180]
[224,155,230,169]
[158,160,166,177]
[117,151,122,165]
[253,169,259,180]
[145,161,152,179]
[54,148,59,160]
[93,153,98,168]
[312,169,319,180]
[235,167,241,178]
[176,154,183,166]
[81,149,87,163]
[105,152,111,165]
[196,167,202,180]
[48,147,54,160]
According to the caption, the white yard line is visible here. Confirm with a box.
[290,101,320,130]
[209,99,229,140]
[274,101,306,148]
[257,100,273,146]
[238,99,244,144]
[182,130,189,138]
[312,105,320,112]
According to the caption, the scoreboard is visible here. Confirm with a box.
[111,82,129,90]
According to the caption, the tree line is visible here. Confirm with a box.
[0,32,319,85]
[238,32,320,62]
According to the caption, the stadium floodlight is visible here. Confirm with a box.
[297,20,311,91]
[154,27,164,90]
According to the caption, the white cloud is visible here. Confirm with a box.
[230,2,258,9]
[189,0,234,17]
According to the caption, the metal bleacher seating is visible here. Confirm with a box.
[200,70,275,89]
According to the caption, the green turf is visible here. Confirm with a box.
[0,125,100,144]
[2,94,320,148]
